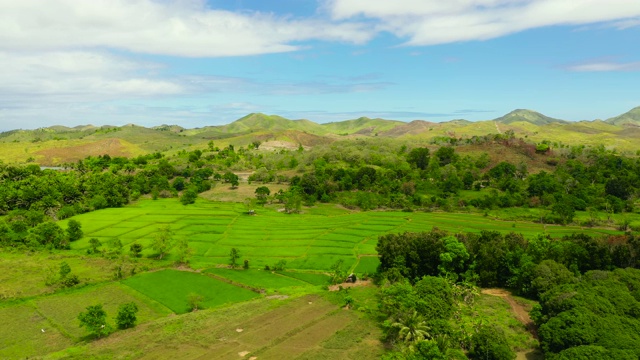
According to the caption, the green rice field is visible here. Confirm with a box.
[203,268,311,290]
[62,199,622,272]
[122,269,260,313]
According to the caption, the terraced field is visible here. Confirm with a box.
[62,199,622,272]
[62,199,618,272]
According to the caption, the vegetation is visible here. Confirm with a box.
[78,304,111,338]
[1,114,640,358]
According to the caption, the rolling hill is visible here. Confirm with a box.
[493,109,568,125]
[2,107,640,165]
[605,106,640,126]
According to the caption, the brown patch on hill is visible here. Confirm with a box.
[255,130,334,148]
[455,141,558,174]
[380,120,436,137]
[36,138,133,165]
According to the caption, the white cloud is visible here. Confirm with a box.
[565,61,640,72]
[0,51,183,100]
[326,0,640,45]
[0,0,373,57]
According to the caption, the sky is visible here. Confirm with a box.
[0,0,639,130]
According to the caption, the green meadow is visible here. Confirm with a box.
[62,198,622,272]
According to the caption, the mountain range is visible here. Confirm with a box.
[1,107,639,165]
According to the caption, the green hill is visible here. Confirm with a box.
[219,113,326,134]
[605,106,640,126]
[493,109,568,125]
[321,116,404,135]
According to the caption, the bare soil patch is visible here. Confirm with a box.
[328,280,372,292]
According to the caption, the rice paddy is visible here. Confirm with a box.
[122,269,260,314]
[62,198,622,272]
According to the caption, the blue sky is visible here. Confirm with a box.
[0,0,639,130]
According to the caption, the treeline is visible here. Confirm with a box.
[0,153,214,249]
[377,229,640,297]
[375,229,640,359]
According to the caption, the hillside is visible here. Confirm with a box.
[321,117,404,135]
[3,107,640,165]
[493,109,567,125]
[218,113,326,134]
[606,106,640,126]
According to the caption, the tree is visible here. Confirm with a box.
[152,225,173,260]
[66,219,83,242]
[89,238,102,254]
[229,247,240,268]
[116,302,139,329]
[392,310,431,345]
[129,243,143,258]
[175,237,192,265]
[255,186,271,203]
[407,147,430,170]
[105,237,123,259]
[58,261,80,287]
[223,171,239,188]
[438,236,470,280]
[188,293,204,311]
[180,187,198,205]
[469,324,515,360]
[27,222,67,249]
[435,146,457,166]
[78,304,111,338]
[330,259,345,284]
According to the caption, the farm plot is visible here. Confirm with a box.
[65,199,623,273]
[354,256,381,274]
[122,269,260,314]
[277,271,332,286]
[203,268,310,290]
[33,283,171,339]
[48,294,382,360]
[0,304,73,359]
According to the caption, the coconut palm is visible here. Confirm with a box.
[392,310,431,345]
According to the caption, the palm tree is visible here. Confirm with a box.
[392,310,431,345]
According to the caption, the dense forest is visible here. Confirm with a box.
[375,229,640,359]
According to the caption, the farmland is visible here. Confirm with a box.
[122,270,260,313]
[62,198,623,274]
[0,195,631,358]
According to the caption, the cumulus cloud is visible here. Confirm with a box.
[326,0,640,45]
[0,0,373,57]
[0,51,183,101]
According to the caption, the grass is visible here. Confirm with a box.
[32,283,172,340]
[203,268,310,290]
[459,294,538,352]
[353,256,380,274]
[0,304,73,358]
[277,271,332,286]
[45,294,383,360]
[0,252,116,299]
[122,269,260,314]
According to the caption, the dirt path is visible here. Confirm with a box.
[481,289,537,339]
[482,289,542,359]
